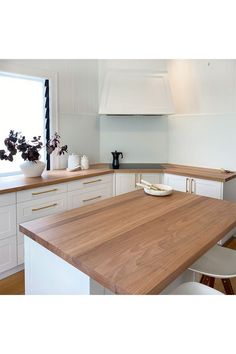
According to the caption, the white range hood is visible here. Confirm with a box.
[99,69,174,115]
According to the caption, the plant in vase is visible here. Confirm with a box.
[0,130,68,177]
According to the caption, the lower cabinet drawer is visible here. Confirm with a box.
[0,236,17,273]
[17,193,67,223]
[17,243,24,265]
[68,184,113,209]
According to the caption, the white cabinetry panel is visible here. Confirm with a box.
[193,178,223,199]
[17,183,67,203]
[115,174,136,196]
[68,185,113,209]
[164,173,188,192]
[0,205,16,240]
[68,174,113,192]
[17,193,67,223]
[0,193,16,207]
[0,236,17,273]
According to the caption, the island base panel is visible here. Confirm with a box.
[24,237,106,295]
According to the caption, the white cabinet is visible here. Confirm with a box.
[0,236,17,273]
[192,178,223,199]
[0,193,17,273]
[68,174,113,209]
[115,173,162,196]
[164,173,223,199]
[164,174,188,193]
[115,174,136,195]
[68,185,113,209]
[0,205,16,240]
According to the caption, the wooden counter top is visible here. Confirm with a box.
[0,168,112,194]
[162,164,236,182]
[20,190,236,294]
[111,163,236,182]
[0,163,235,195]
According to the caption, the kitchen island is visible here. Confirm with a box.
[20,190,236,295]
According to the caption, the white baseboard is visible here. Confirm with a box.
[0,264,24,280]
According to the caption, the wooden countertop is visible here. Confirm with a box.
[0,163,235,195]
[162,164,236,182]
[20,190,236,294]
[111,163,236,182]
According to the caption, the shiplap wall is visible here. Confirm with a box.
[0,59,99,167]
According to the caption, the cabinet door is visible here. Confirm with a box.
[139,173,162,185]
[0,205,16,240]
[164,173,189,192]
[115,174,136,196]
[0,236,17,273]
[191,178,223,199]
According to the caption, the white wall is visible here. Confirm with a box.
[0,59,99,167]
[167,59,236,170]
[100,115,168,163]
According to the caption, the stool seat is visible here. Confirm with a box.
[171,282,224,295]
[189,244,236,278]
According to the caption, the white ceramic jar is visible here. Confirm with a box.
[81,155,89,170]
[68,153,80,169]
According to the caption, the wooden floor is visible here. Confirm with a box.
[1,238,236,295]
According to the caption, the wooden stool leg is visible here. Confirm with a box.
[208,277,215,288]
[200,275,209,285]
[200,275,215,286]
[221,279,234,295]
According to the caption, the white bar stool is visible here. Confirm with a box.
[188,244,236,295]
[171,282,224,295]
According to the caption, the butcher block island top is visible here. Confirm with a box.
[20,190,236,294]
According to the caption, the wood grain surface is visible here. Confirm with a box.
[20,190,236,294]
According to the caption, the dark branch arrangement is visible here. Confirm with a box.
[0,130,68,163]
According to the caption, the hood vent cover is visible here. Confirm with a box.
[99,69,174,116]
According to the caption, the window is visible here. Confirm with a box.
[0,72,47,176]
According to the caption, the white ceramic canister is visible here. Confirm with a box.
[81,155,89,170]
[68,153,80,169]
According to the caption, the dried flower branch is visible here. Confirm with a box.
[0,130,68,163]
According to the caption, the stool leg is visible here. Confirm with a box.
[208,277,215,288]
[221,279,234,295]
[200,275,215,287]
[200,275,209,285]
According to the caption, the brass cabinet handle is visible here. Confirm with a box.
[186,178,190,193]
[32,203,58,211]
[32,188,58,196]
[83,195,102,202]
[83,179,102,185]
[191,179,196,194]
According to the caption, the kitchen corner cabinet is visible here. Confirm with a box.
[115,173,162,196]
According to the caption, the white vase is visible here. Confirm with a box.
[20,160,46,177]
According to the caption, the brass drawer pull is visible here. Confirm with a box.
[191,179,196,194]
[32,203,58,211]
[83,196,102,202]
[32,188,58,196]
[83,179,102,185]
